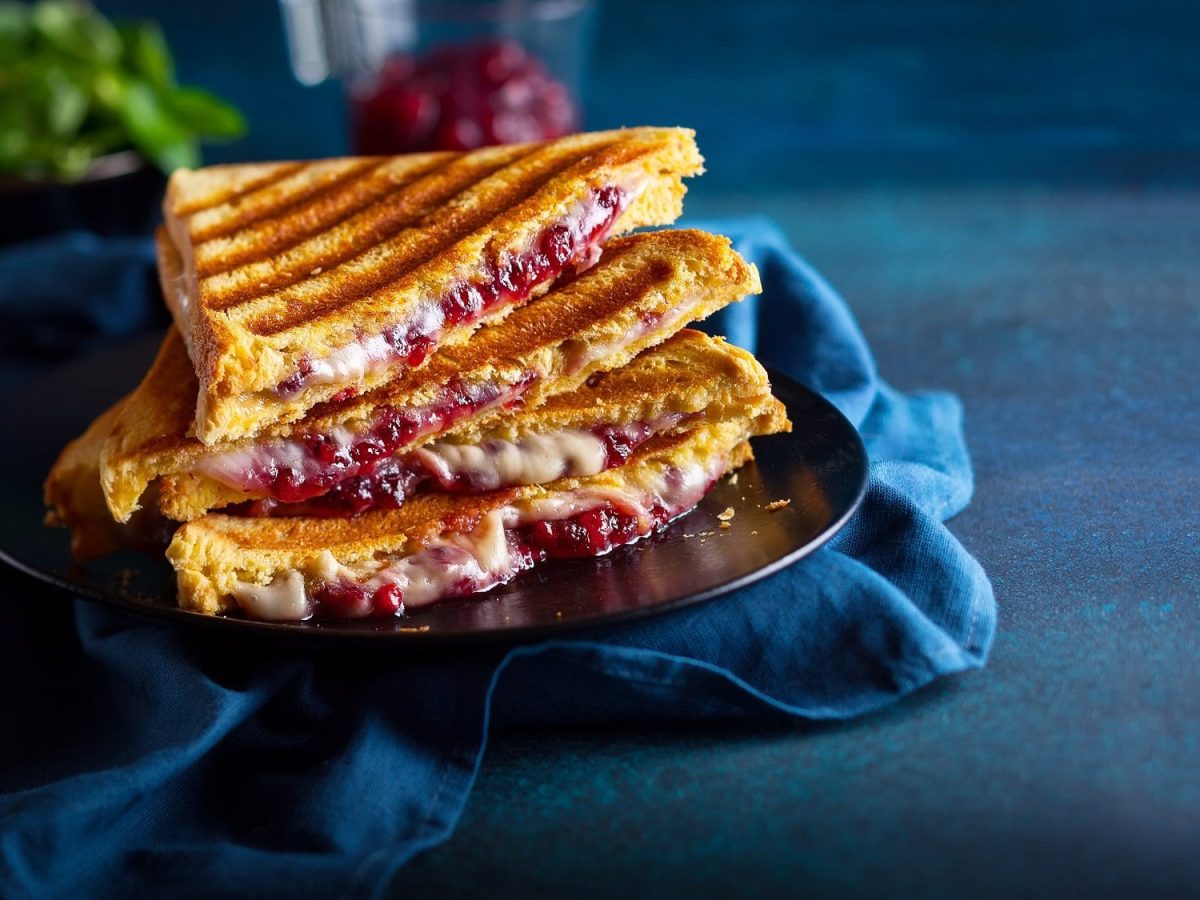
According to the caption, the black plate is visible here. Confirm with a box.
[0,336,868,644]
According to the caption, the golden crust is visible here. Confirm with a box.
[102,228,763,523]
[44,398,129,559]
[164,128,705,443]
[168,419,762,616]
[167,162,305,216]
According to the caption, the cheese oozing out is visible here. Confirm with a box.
[233,570,308,622]
[208,410,690,517]
[193,376,536,504]
[415,429,606,492]
[229,453,723,622]
[414,413,686,494]
[294,301,443,395]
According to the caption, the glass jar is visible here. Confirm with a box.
[279,0,596,153]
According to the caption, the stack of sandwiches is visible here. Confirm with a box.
[45,128,790,622]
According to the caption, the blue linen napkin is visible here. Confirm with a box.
[0,219,994,898]
[0,231,165,367]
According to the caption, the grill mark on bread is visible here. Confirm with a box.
[198,148,538,307]
[189,158,386,242]
[172,162,307,216]
[542,256,675,348]
[242,138,639,337]
[204,143,579,319]
[193,153,462,279]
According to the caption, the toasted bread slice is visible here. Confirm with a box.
[102,229,763,523]
[44,398,129,560]
[168,416,762,618]
[44,396,177,560]
[163,127,704,443]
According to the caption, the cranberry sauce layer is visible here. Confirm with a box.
[196,374,537,504]
[307,503,671,620]
[227,414,688,518]
[273,184,632,401]
[229,459,722,622]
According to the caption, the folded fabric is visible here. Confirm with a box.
[0,231,165,372]
[0,218,995,899]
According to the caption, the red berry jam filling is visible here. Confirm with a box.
[230,461,724,622]
[310,580,405,620]
[513,503,663,561]
[221,415,690,518]
[306,500,674,620]
[198,373,538,503]
[592,421,655,470]
[229,456,428,518]
[351,39,578,155]
[272,183,631,402]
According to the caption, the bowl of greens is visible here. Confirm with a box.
[0,1,245,243]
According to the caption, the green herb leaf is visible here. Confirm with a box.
[45,67,88,137]
[119,21,173,88]
[119,79,199,171]
[0,2,32,56]
[32,0,120,64]
[166,86,246,139]
[0,1,244,179]
[89,67,126,114]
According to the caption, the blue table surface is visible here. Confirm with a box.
[18,1,1200,895]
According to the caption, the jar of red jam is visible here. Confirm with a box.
[280,0,595,153]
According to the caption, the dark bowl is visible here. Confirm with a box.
[0,151,167,246]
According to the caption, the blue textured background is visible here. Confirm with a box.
[37,1,1200,894]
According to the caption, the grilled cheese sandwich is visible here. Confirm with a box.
[43,127,798,623]
[162,128,703,443]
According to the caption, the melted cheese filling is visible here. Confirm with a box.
[230,452,720,621]
[198,406,685,505]
[232,570,308,621]
[301,301,443,391]
[415,429,608,491]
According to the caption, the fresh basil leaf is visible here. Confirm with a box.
[0,2,32,55]
[46,67,88,137]
[0,92,36,135]
[0,134,89,179]
[118,79,199,171]
[29,0,81,41]
[166,86,245,139]
[119,21,173,89]
[89,67,126,113]
[32,0,120,64]
[3,2,244,178]
[0,126,31,166]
